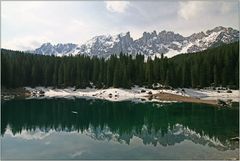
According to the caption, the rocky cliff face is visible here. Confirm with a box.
[31,26,239,58]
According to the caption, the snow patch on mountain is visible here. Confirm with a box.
[30,26,239,58]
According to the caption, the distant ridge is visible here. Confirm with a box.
[30,26,239,58]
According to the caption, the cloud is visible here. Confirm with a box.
[178,1,208,20]
[220,2,235,14]
[2,35,50,51]
[105,1,130,13]
[71,151,84,158]
[178,1,236,20]
[1,1,238,51]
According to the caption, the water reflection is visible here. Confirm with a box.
[1,98,239,151]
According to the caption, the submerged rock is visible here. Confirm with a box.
[217,99,232,107]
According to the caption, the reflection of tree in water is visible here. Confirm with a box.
[1,99,239,150]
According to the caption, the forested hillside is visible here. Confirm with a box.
[1,42,239,89]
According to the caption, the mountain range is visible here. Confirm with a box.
[29,26,239,58]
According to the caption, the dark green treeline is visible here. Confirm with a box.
[1,42,239,89]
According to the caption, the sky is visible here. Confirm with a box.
[1,1,239,50]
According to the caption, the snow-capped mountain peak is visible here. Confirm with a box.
[31,26,239,58]
[34,42,77,56]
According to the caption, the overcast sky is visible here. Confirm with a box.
[1,1,239,50]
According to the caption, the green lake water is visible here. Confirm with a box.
[1,98,239,160]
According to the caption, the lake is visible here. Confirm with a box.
[1,98,239,160]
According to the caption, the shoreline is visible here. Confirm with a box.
[1,87,31,100]
[1,87,239,106]
[151,92,217,106]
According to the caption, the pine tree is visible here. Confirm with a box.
[113,61,121,87]
[52,62,58,87]
[1,42,238,89]
[213,65,218,86]
[31,65,38,87]
[58,63,63,87]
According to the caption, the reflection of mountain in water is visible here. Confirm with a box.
[85,123,238,151]
[1,99,239,151]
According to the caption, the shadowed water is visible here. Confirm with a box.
[1,98,239,159]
